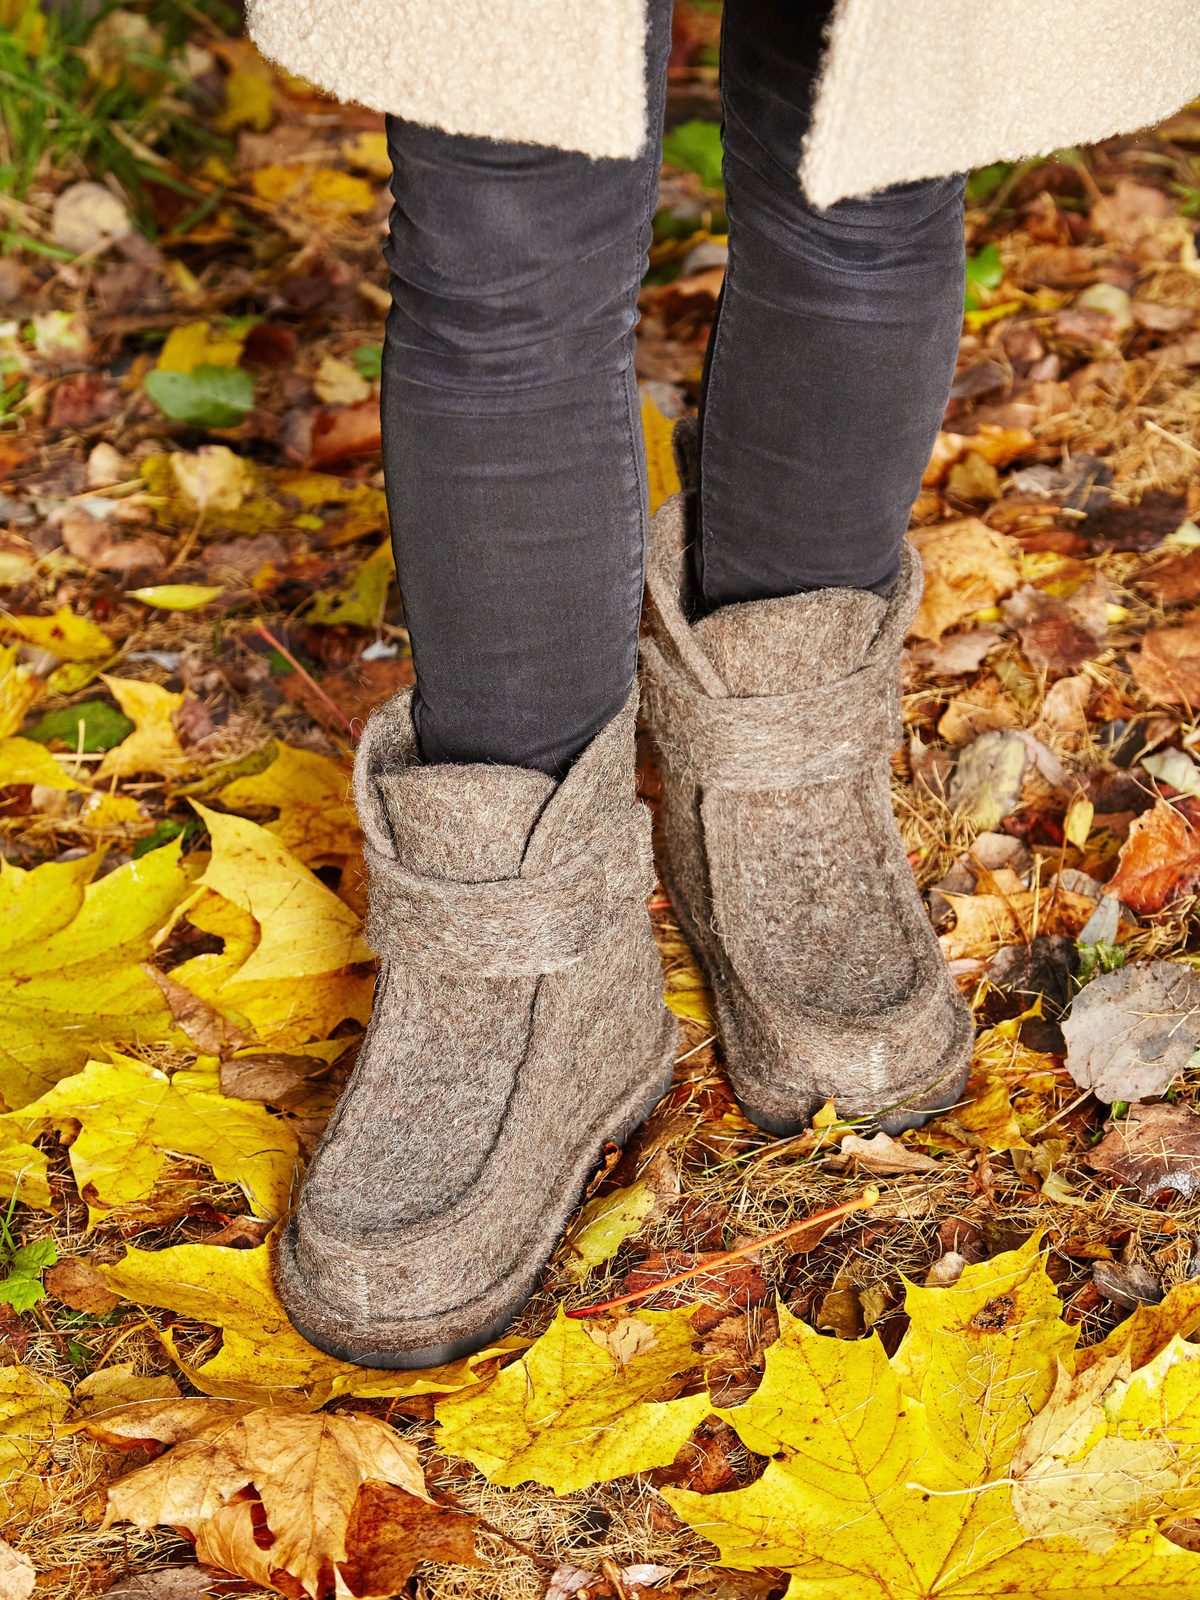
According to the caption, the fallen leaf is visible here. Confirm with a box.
[1040,673,1092,732]
[338,1482,481,1594]
[1106,800,1200,913]
[73,1364,181,1413]
[1093,1259,1163,1310]
[95,677,196,782]
[434,1306,711,1493]
[1076,1279,1200,1376]
[0,606,114,662]
[0,843,191,1106]
[0,736,87,792]
[907,626,1003,677]
[642,397,683,516]
[44,1258,120,1316]
[0,649,39,741]
[305,397,382,467]
[313,355,372,406]
[909,519,1022,641]
[659,1242,1200,1594]
[51,180,131,253]
[0,1365,71,1518]
[251,165,376,223]
[91,1398,428,1600]
[936,678,1021,744]
[127,585,223,611]
[157,323,245,376]
[12,1053,297,1222]
[305,541,392,629]
[170,445,252,512]
[1001,579,1109,674]
[1131,618,1200,706]
[144,366,254,430]
[341,130,391,177]
[100,1241,523,1406]
[1135,551,1200,607]
[97,1567,217,1600]
[566,1182,657,1278]
[1087,1103,1200,1199]
[1063,960,1200,1104]
[925,1072,1029,1153]
[0,1540,32,1600]
[141,965,250,1055]
[836,1132,940,1175]
[946,729,1028,828]
[218,743,359,863]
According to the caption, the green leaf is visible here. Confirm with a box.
[143,363,254,428]
[964,243,1004,311]
[131,818,203,860]
[0,1276,45,1314]
[661,120,724,192]
[966,163,1012,206]
[25,701,134,753]
[305,554,391,629]
[10,1239,55,1274]
[352,343,382,382]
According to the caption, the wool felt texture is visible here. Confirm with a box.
[247,0,1200,205]
[640,491,973,1134]
[276,688,677,1368]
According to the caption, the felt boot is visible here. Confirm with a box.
[640,493,972,1135]
[276,690,677,1367]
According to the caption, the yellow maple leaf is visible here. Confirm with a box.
[0,606,114,662]
[218,743,360,864]
[0,843,191,1107]
[212,67,275,134]
[0,1366,71,1519]
[341,129,391,177]
[663,1244,1200,1597]
[0,645,39,739]
[100,1241,525,1407]
[86,1397,428,1599]
[11,1054,297,1223]
[95,676,196,782]
[1076,1278,1200,1375]
[434,1304,711,1494]
[251,165,375,223]
[0,736,87,791]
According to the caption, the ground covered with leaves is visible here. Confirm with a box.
[7,3,1200,1598]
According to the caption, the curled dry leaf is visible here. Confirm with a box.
[906,625,1003,678]
[1076,1278,1200,1376]
[565,1181,657,1278]
[1086,1103,1200,1200]
[1106,799,1200,913]
[87,1399,431,1600]
[834,1132,939,1176]
[909,518,1022,642]
[1000,579,1109,674]
[1062,960,1200,1104]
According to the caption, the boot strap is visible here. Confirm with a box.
[364,814,655,976]
[642,644,900,790]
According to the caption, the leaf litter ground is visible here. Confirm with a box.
[9,4,1200,1598]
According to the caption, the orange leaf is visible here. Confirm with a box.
[1106,799,1200,914]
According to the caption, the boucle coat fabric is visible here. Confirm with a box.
[277,688,676,1367]
[247,0,1200,206]
[640,493,973,1133]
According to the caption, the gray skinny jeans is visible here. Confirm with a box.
[381,0,967,775]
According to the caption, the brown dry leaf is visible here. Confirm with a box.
[44,1258,120,1316]
[937,677,1021,744]
[306,398,382,468]
[909,519,1022,641]
[837,1132,940,1175]
[1040,674,1092,733]
[906,626,1002,677]
[1062,960,1200,1104]
[1131,618,1200,707]
[1000,579,1108,674]
[1087,1103,1200,1199]
[0,1539,33,1600]
[1106,800,1200,913]
[939,880,1099,960]
[90,1399,429,1600]
[1135,551,1200,607]
[339,1483,481,1594]
[141,964,250,1055]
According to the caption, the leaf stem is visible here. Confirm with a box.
[252,621,358,741]
[565,1186,880,1318]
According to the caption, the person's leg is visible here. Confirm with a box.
[380,1,671,777]
[695,0,967,606]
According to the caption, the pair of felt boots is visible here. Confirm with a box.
[277,490,973,1368]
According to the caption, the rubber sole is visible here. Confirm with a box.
[279,1049,678,1371]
